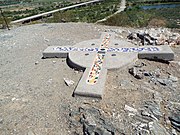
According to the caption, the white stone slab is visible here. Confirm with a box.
[74,68,107,98]
[43,46,69,58]
[138,45,174,61]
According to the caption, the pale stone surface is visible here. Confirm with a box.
[42,32,174,98]
[74,68,107,98]
[43,46,69,58]
[138,45,174,61]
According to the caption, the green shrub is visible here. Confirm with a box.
[103,6,180,28]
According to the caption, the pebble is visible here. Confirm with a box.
[27,130,35,135]
[178,62,180,66]
[168,75,178,82]
[0,118,3,124]
[11,97,17,101]
[21,98,29,103]
[144,101,162,119]
[44,37,49,42]
[63,78,74,86]
[169,112,180,131]
[129,67,144,79]
[84,114,96,126]
[149,121,170,135]
[172,128,177,135]
[47,79,53,84]
[74,70,79,74]
[124,105,138,114]
[141,111,158,121]
[156,78,171,86]
[35,61,39,65]
[141,110,151,117]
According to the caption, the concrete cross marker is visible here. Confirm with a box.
[43,32,174,98]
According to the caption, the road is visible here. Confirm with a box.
[96,0,126,23]
[11,0,103,24]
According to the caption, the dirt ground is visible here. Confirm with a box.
[0,23,179,135]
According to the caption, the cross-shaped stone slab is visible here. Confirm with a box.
[43,32,174,98]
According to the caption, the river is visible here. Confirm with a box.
[141,3,180,10]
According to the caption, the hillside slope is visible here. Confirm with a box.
[0,23,180,135]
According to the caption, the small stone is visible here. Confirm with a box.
[44,37,49,42]
[129,67,143,79]
[149,121,170,135]
[153,92,163,105]
[74,70,79,74]
[178,62,180,66]
[169,112,180,130]
[154,68,161,77]
[156,78,171,86]
[64,78,74,86]
[124,105,138,114]
[172,128,177,135]
[0,118,3,124]
[52,61,56,64]
[139,123,147,128]
[168,75,178,82]
[136,73,144,79]
[85,115,96,126]
[83,123,95,135]
[27,130,35,135]
[135,62,146,68]
[141,110,151,117]
[35,61,39,65]
[11,97,16,101]
[129,67,136,76]
[128,113,135,117]
[103,130,112,135]
[120,79,135,89]
[141,110,158,121]
[47,79,53,84]
[21,98,28,103]
[144,71,150,76]
[144,101,162,120]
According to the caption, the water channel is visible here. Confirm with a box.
[141,3,180,9]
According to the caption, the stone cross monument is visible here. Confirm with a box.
[43,32,174,98]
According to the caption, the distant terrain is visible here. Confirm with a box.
[0,0,180,28]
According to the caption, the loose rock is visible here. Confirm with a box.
[127,28,180,46]
[129,67,144,79]
[169,112,180,132]
[124,105,138,114]
[168,75,178,82]
[149,121,170,135]
[35,61,39,65]
[64,78,75,86]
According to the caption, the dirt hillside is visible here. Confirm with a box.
[0,23,180,135]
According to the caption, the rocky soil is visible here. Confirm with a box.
[0,23,180,135]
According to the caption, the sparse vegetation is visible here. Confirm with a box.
[0,15,11,29]
[103,5,180,28]
[47,0,119,23]
[0,0,179,29]
[0,0,82,22]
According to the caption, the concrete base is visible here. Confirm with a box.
[42,32,175,99]
[73,68,107,98]
[138,45,174,61]
[43,46,69,58]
